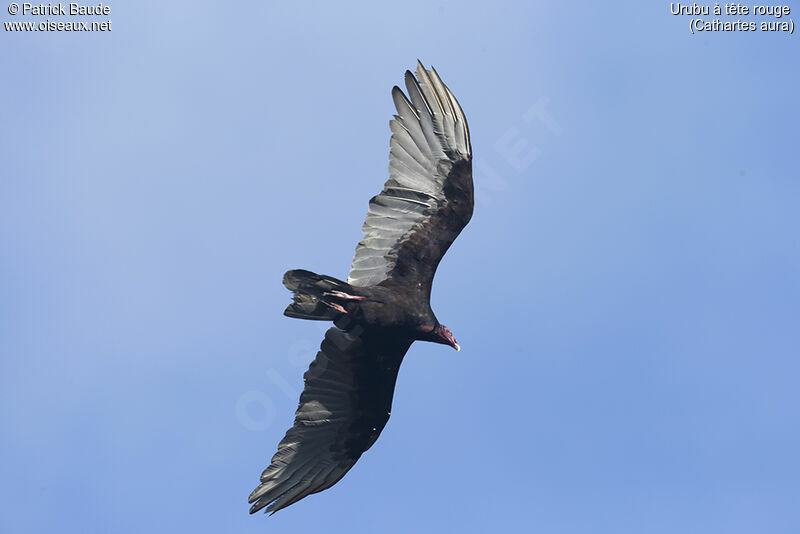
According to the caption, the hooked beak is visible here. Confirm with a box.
[436,325,460,352]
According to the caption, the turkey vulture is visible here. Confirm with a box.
[249,61,473,515]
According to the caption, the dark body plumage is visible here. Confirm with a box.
[249,62,473,515]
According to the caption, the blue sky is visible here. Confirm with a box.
[2,1,799,532]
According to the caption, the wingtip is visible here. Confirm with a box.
[430,64,444,84]
[415,59,433,79]
[248,494,279,516]
[248,500,262,514]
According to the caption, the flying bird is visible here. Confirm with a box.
[249,61,473,515]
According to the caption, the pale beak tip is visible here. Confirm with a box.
[454,343,461,352]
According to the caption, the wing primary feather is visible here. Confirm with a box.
[423,64,459,154]
[347,63,472,287]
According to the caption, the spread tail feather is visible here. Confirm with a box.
[282,270,363,320]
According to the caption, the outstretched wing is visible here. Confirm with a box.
[347,61,473,293]
[248,326,412,514]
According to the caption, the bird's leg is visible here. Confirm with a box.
[325,302,350,315]
[321,290,365,317]
[324,290,365,301]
